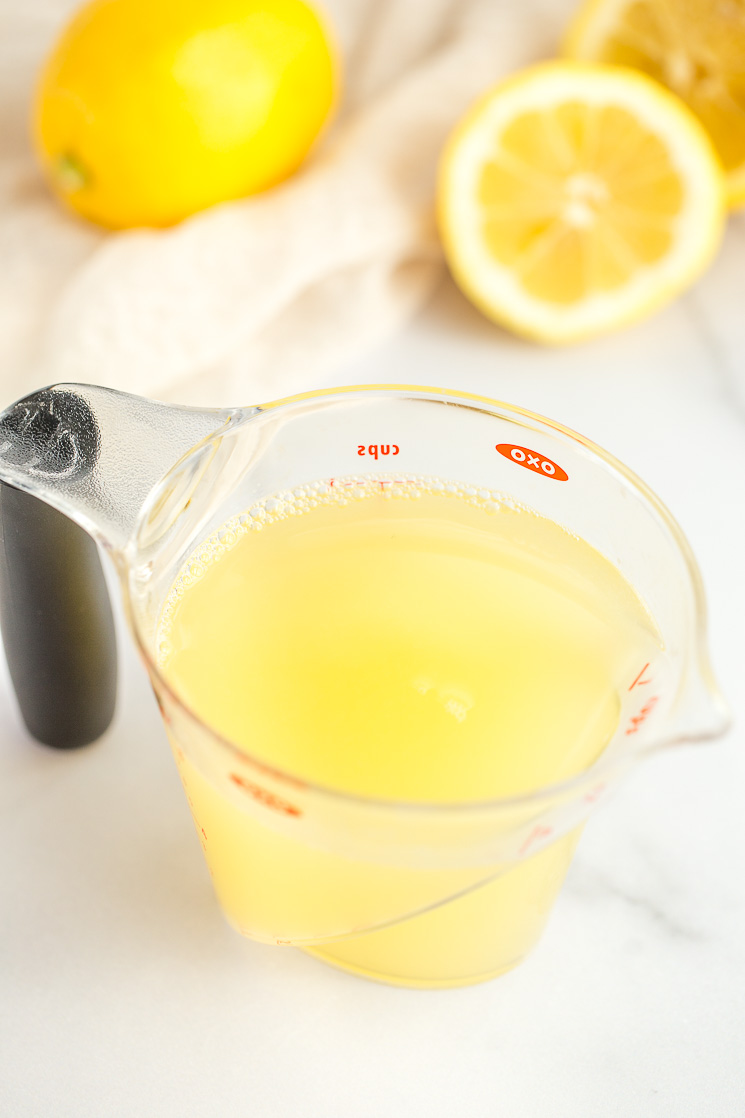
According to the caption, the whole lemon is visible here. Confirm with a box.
[34,0,338,228]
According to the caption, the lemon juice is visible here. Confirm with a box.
[157,475,661,985]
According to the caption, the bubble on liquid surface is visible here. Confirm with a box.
[155,473,519,655]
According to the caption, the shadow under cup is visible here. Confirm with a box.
[128,386,727,988]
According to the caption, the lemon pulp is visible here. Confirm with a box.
[565,0,745,206]
[438,61,725,342]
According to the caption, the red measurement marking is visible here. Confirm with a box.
[625,695,659,736]
[584,782,607,804]
[330,476,409,491]
[357,444,400,459]
[276,939,292,945]
[201,828,207,841]
[496,444,568,481]
[153,690,173,727]
[229,773,302,817]
[628,663,652,691]
[519,824,554,856]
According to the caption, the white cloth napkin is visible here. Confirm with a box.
[0,0,563,407]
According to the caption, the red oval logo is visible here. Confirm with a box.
[496,444,568,481]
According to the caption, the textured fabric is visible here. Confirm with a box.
[0,0,561,406]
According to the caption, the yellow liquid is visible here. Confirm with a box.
[157,477,660,986]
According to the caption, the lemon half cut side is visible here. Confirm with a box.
[565,0,745,208]
[437,61,726,344]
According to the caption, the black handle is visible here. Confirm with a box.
[0,482,117,748]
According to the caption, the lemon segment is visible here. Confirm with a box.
[438,62,725,344]
[564,0,745,207]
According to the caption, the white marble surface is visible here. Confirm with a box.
[3,258,745,1116]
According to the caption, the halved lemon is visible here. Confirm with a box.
[565,0,745,208]
[437,61,725,344]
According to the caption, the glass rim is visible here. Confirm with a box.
[128,383,728,817]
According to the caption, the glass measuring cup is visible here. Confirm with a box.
[0,383,729,987]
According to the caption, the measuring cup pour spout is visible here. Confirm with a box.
[654,584,731,749]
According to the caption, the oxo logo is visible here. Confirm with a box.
[496,443,568,481]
